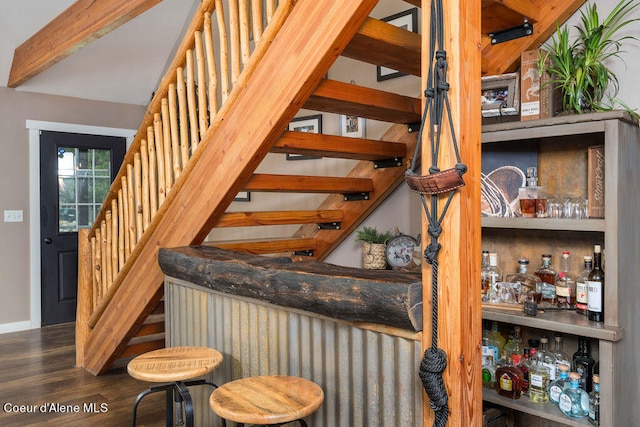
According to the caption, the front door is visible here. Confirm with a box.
[40,131,125,325]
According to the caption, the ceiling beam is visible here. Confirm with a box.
[7,0,162,88]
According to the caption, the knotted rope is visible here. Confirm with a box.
[405,0,467,425]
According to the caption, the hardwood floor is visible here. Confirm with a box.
[0,323,165,426]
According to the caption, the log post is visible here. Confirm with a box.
[420,0,482,425]
[76,228,92,367]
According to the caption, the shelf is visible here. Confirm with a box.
[482,306,623,342]
[481,217,606,232]
[483,389,592,426]
[481,110,637,143]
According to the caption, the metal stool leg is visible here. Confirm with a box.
[174,382,194,427]
[131,383,175,427]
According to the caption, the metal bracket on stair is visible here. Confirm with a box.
[488,19,533,45]
[343,192,370,201]
[293,250,314,257]
[374,157,403,169]
[407,122,422,133]
[317,222,341,230]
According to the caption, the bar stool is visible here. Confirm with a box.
[209,375,324,426]
[128,346,223,427]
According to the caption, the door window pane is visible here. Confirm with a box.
[57,147,112,233]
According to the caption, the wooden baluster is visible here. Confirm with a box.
[186,50,199,153]
[195,31,208,137]
[168,83,182,179]
[100,220,107,298]
[161,99,173,191]
[104,212,112,288]
[228,0,241,84]
[176,68,190,168]
[153,115,166,208]
[91,235,97,310]
[140,138,152,231]
[121,175,131,260]
[214,2,230,102]
[251,0,263,44]
[204,14,219,117]
[266,0,275,24]
[133,153,143,242]
[239,0,250,67]
[117,189,125,268]
[111,199,119,277]
[127,164,137,246]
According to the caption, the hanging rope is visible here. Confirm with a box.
[405,0,467,425]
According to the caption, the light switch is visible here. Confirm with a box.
[4,210,24,222]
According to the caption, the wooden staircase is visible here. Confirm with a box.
[76,0,585,375]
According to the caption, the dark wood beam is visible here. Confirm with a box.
[8,0,162,88]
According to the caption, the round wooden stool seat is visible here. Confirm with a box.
[128,346,223,382]
[209,375,324,426]
[128,346,223,427]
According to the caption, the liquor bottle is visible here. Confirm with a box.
[495,356,524,399]
[504,326,523,361]
[506,259,542,303]
[556,251,576,308]
[549,363,571,405]
[490,322,506,361]
[552,335,571,378]
[482,321,499,366]
[518,348,531,396]
[559,372,590,418]
[519,167,548,218]
[481,250,490,301]
[587,245,605,322]
[576,256,593,316]
[482,355,497,390]
[535,255,557,307]
[589,375,600,425]
[528,355,550,403]
[483,254,503,303]
[535,336,557,381]
[574,337,596,392]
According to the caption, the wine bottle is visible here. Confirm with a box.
[587,245,605,322]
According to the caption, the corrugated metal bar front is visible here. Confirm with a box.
[165,277,424,427]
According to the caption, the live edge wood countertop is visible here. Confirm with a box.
[158,245,423,332]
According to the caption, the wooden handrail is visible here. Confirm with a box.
[84,0,295,327]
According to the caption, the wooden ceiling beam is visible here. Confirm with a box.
[7,0,162,88]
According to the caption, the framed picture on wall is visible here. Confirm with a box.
[286,114,322,160]
[376,8,418,81]
[340,115,365,138]
[234,191,251,202]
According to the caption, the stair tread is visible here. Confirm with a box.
[343,17,421,77]
[304,79,421,124]
[244,173,374,193]
[217,209,344,227]
[208,237,317,255]
[482,0,539,34]
[273,131,406,160]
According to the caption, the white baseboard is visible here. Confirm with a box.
[0,320,35,335]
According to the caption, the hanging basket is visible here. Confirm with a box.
[362,242,387,269]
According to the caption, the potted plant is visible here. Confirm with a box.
[538,0,640,115]
[355,226,392,269]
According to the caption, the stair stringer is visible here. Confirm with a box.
[82,0,380,375]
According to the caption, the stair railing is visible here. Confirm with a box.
[82,0,294,329]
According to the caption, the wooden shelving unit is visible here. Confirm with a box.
[480,111,640,427]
